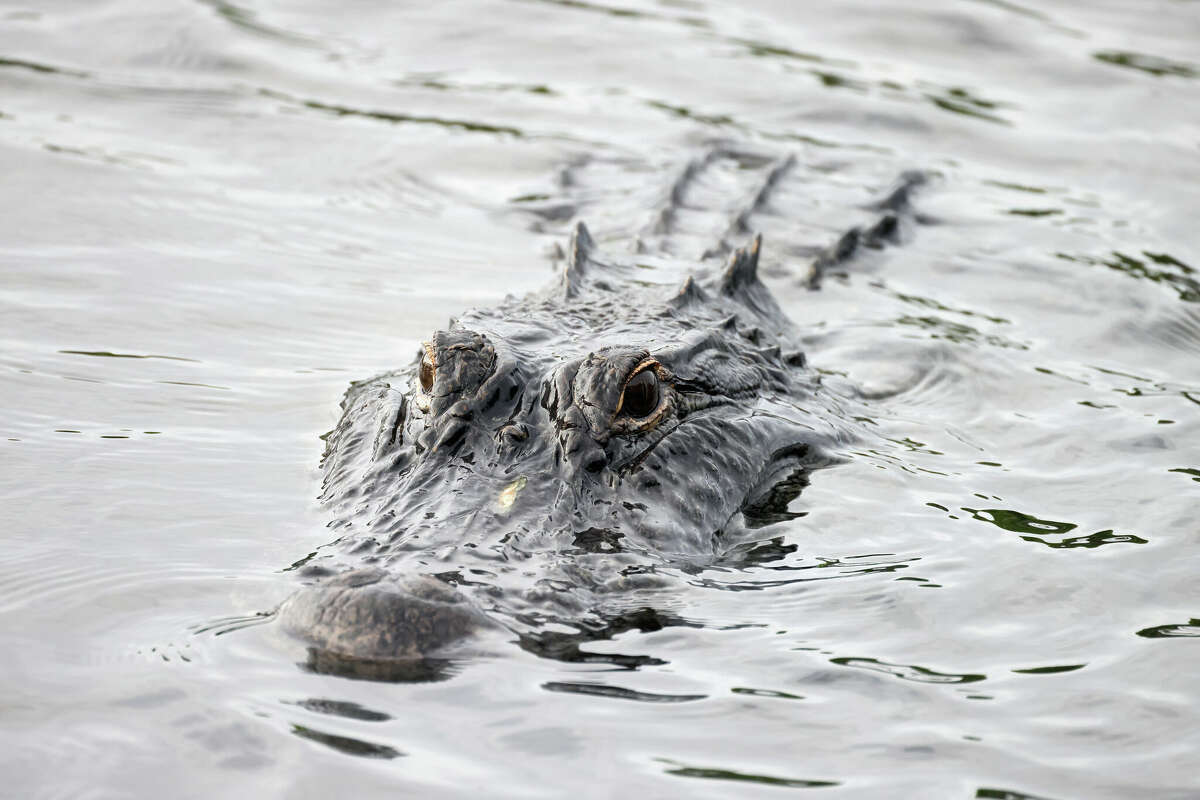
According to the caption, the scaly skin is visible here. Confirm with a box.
[279,154,927,679]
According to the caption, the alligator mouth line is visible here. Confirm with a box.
[612,418,679,476]
[612,394,740,477]
[728,443,826,531]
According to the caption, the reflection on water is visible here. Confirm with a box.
[960,507,1148,550]
[976,788,1061,800]
[0,55,90,77]
[542,682,706,703]
[259,87,528,138]
[1136,619,1200,639]
[1057,251,1200,303]
[895,314,1028,349]
[2,0,1198,796]
[289,698,392,722]
[1169,467,1200,483]
[730,686,803,700]
[656,758,839,789]
[1010,664,1085,675]
[289,725,402,760]
[1093,50,1198,79]
[518,607,692,669]
[925,85,1012,126]
[302,649,461,683]
[830,656,986,685]
[692,552,922,591]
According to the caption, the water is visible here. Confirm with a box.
[2,0,1198,796]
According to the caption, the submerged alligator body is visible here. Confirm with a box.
[280,147,927,679]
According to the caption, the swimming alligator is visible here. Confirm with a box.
[279,147,927,680]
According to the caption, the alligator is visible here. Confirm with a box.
[279,147,927,680]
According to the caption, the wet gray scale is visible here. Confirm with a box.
[1,0,1198,798]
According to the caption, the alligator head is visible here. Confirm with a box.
[279,224,857,679]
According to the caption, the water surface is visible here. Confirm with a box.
[2,0,1198,797]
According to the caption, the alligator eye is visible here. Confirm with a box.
[419,354,435,393]
[620,367,660,419]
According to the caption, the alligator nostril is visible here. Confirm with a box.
[498,423,528,446]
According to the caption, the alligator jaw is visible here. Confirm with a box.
[278,568,498,678]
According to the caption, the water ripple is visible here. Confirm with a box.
[976,788,1061,800]
[288,698,391,722]
[0,56,89,78]
[196,0,321,48]
[655,758,839,788]
[289,724,402,759]
[830,656,986,685]
[959,507,1148,550]
[1136,618,1200,639]
[1168,468,1200,484]
[1093,51,1197,79]
[257,87,525,137]
[542,681,706,702]
[1057,251,1199,303]
[2,0,1197,794]
[59,349,200,363]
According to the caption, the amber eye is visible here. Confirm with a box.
[620,368,660,418]
[419,356,435,393]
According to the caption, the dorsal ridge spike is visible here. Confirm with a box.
[563,221,596,297]
[667,274,708,310]
[719,233,763,296]
[569,221,595,265]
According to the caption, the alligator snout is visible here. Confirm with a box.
[279,569,494,664]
